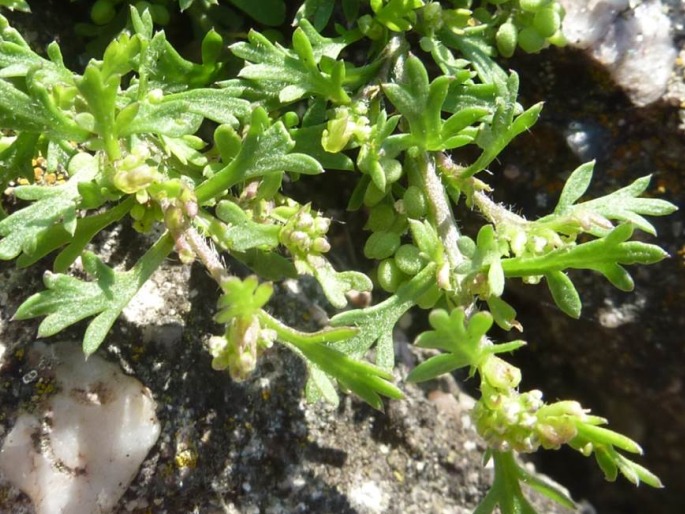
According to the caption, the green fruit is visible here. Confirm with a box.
[377,259,407,292]
[533,7,560,38]
[403,185,427,219]
[364,231,401,260]
[518,27,546,53]
[366,203,396,232]
[91,0,116,25]
[496,22,518,58]
[394,244,423,275]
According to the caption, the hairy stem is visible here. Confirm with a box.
[185,227,231,286]
[417,151,464,273]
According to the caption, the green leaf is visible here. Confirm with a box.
[76,62,120,154]
[14,234,174,355]
[516,458,576,510]
[0,153,98,261]
[229,0,285,26]
[371,0,422,32]
[311,260,372,309]
[501,224,669,291]
[306,365,340,406]
[210,203,281,252]
[551,170,678,236]
[16,197,135,272]
[118,99,204,137]
[231,27,351,104]
[298,0,335,31]
[259,311,402,410]
[0,1,30,12]
[545,270,581,318]
[163,88,251,127]
[0,132,37,193]
[408,308,494,382]
[486,296,519,331]
[197,108,323,203]
[575,423,643,455]
[331,264,436,367]
[383,55,477,151]
[555,161,594,212]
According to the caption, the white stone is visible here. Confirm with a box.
[0,341,160,514]
[560,0,677,106]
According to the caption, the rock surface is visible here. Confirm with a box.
[0,341,160,514]
[0,255,577,514]
[559,0,677,106]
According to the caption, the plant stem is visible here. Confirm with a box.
[416,151,464,279]
[473,190,526,227]
[185,226,231,286]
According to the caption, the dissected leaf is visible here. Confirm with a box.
[0,153,98,261]
[14,235,174,355]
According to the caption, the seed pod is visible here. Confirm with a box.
[364,231,401,260]
[496,22,518,58]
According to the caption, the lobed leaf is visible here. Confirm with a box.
[14,234,174,355]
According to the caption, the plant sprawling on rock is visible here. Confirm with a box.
[0,1,676,512]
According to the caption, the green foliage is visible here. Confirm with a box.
[0,1,676,512]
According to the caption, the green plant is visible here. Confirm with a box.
[0,1,676,512]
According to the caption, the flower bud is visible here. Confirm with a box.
[482,355,522,390]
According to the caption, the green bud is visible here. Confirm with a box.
[322,114,351,153]
[482,355,522,390]
[364,231,401,260]
[312,237,331,253]
[496,22,518,58]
